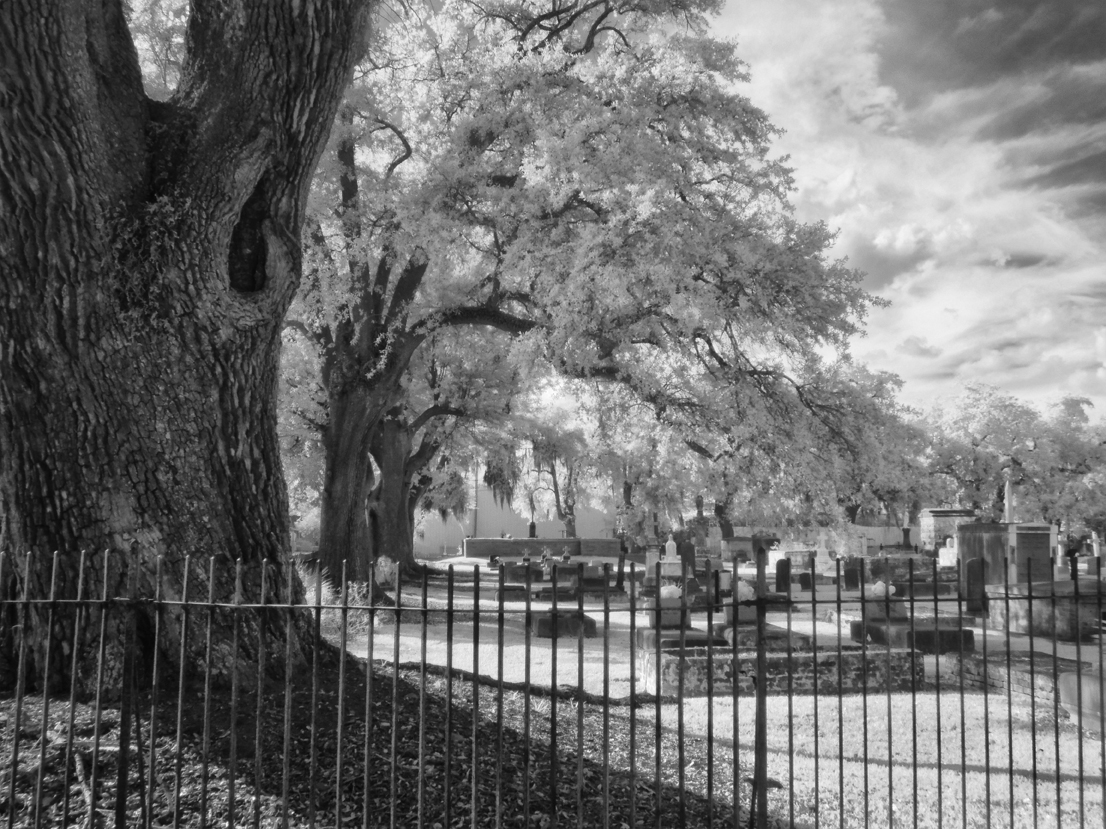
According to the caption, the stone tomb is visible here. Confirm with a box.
[1058,670,1105,734]
[635,586,924,695]
[635,626,727,653]
[638,624,922,696]
[985,578,1106,641]
[531,609,597,639]
[636,595,688,629]
[714,623,816,652]
[849,596,975,655]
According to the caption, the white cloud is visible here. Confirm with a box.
[712,0,1106,413]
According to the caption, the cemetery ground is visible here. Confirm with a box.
[341,558,1105,829]
[2,560,1103,828]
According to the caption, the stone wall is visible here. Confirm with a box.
[938,651,1090,706]
[462,537,621,560]
[638,646,924,696]
[984,579,1105,640]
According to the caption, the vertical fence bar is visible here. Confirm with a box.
[496,566,505,829]
[753,545,768,829]
[907,559,918,829]
[89,551,114,829]
[145,559,164,829]
[1074,571,1085,829]
[335,563,349,829]
[551,563,559,829]
[784,558,794,829]
[602,564,611,829]
[523,564,532,828]
[576,562,586,829]
[1092,554,1101,822]
[1003,556,1014,829]
[308,561,323,829]
[627,562,637,829]
[1097,557,1105,823]
[955,557,967,829]
[227,560,244,829]
[731,555,740,829]
[836,559,845,829]
[115,557,139,829]
[930,558,942,829]
[417,566,429,829]
[882,556,893,829]
[705,567,715,829]
[1050,564,1062,829]
[253,563,269,829]
[677,567,687,829]
[810,558,825,829]
[32,552,61,829]
[390,568,403,829]
[858,557,869,829]
[470,567,479,829]
[196,561,213,826]
[364,565,382,829]
[443,567,454,829]
[1027,563,1039,829]
[0,552,6,827]
[60,550,89,829]
[146,555,165,829]
[3,552,28,829]
[138,559,161,829]
[979,555,992,829]
[172,557,192,829]
[282,559,297,829]
[652,561,661,829]
[207,560,231,829]
[360,559,378,829]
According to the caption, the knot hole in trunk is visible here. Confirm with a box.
[228,174,271,293]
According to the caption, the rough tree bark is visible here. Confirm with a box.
[313,311,424,584]
[365,417,420,574]
[0,0,372,694]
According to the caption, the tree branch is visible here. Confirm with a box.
[411,404,466,435]
[412,306,540,337]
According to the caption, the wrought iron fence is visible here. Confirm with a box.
[1,549,1104,828]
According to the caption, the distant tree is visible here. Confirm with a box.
[926,385,1044,519]
[0,0,372,692]
[924,386,1106,534]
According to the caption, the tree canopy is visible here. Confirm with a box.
[284,0,888,579]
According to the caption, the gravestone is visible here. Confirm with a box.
[636,596,688,628]
[843,566,860,591]
[849,618,974,654]
[965,557,987,613]
[775,559,791,594]
[1058,671,1104,733]
[532,610,597,638]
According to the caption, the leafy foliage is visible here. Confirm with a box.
[924,385,1106,539]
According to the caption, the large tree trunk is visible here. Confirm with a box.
[312,255,428,585]
[366,419,419,572]
[0,0,370,694]
[315,385,389,584]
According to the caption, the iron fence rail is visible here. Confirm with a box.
[1,550,1104,828]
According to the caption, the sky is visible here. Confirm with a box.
[712,0,1106,417]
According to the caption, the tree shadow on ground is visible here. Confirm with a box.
[1,640,753,828]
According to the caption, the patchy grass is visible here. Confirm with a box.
[654,691,1104,829]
